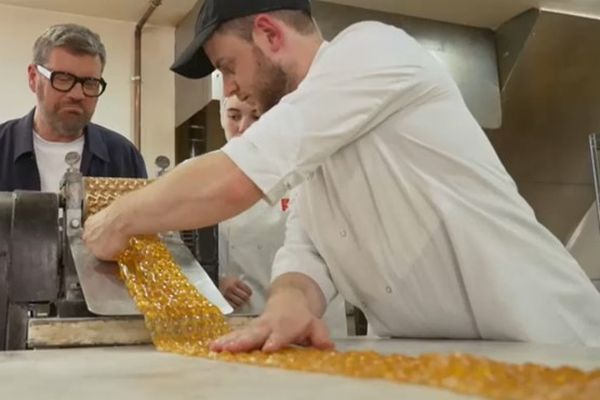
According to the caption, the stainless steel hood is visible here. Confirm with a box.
[488,11,600,242]
[312,1,502,129]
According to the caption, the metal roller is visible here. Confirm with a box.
[8,192,60,302]
[84,177,151,217]
[0,192,12,349]
[0,192,61,350]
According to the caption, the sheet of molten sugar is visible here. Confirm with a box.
[117,236,600,400]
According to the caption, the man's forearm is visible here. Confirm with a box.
[267,272,327,318]
[110,151,262,236]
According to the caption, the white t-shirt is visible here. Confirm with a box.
[33,130,84,192]
[222,21,600,345]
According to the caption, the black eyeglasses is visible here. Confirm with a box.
[36,64,107,97]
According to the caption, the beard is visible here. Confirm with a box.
[37,87,93,138]
[251,46,293,114]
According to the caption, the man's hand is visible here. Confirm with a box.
[209,287,334,353]
[219,276,253,308]
[83,204,130,261]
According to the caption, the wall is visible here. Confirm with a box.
[174,0,210,128]
[0,4,175,176]
[138,23,176,176]
[488,11,600,243]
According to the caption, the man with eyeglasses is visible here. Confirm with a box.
[0,23,146,192]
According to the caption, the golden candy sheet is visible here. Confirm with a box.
[83,180,599,399]
[117,236,600,400]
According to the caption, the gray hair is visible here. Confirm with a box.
[33,24,107,69]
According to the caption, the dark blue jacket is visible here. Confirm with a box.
[0,109,147,191]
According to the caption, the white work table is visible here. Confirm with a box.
[0,338,599,400]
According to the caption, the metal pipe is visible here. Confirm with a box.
[133,0,162,150]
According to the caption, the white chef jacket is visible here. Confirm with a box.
[221,21,600,345]
[219,196,348,337]
[33,130,84,192]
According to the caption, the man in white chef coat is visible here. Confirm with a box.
[84,0,600,351]
[218,94,347,336]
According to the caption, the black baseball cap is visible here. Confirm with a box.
[171,0,312,79]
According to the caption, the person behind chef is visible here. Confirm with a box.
[83,0,600,352]
[217,94,347,337]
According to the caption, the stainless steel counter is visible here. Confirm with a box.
[1,338,599,400]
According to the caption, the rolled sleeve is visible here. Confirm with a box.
[271,203,337,305]
[221,130,303,205]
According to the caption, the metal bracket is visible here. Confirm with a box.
[589,134,600,232]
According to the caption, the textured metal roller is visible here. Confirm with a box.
[84,177,151,217]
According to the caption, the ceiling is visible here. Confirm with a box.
[0,0,598,28]
[328,0,600,28]
[0,0,198,26]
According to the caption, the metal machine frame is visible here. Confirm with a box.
[0,154,230,351]
[589,133,600,231]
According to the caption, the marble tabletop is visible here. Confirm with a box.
[0,338,598,400]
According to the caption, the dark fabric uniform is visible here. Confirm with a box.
[0,109,147,191]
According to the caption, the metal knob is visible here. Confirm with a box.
[155,155,171,177]
[64,151,81,170]
[155,155,170,169]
